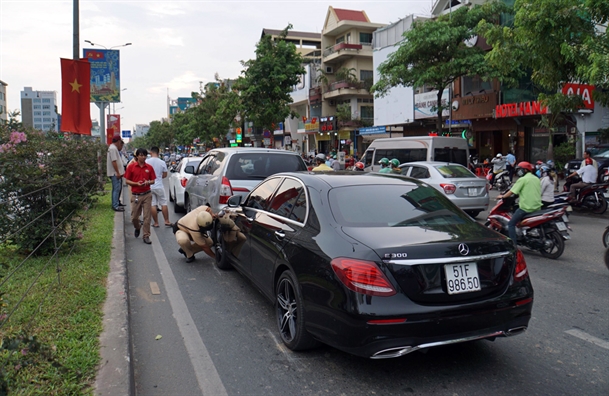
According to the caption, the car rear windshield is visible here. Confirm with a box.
[225,153,307,180]
[434,165,475,178]
[434,148,468,166]
[328,184,470,227]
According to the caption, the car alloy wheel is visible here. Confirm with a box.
[275,271,319,351]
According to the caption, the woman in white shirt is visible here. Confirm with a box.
[539,165,555,208]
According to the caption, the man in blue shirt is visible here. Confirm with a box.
[506,151,516,181]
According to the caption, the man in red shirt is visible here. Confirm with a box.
[124,148,157,244]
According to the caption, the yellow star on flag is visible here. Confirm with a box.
[69,78,82,93]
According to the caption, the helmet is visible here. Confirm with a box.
[540,165,550,173]
[316,153,326,161]
[196,211,213,229]
[546,159,554,167]
[390,158,400,167]
[496,153,502,158]
[355,161,364,170]
[585,158,593,165]
[517,161,534,172]
[378,158,389,166]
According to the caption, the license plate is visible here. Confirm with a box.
[556,222,567,231]
[445,263,481,295]
[468,188,477,196]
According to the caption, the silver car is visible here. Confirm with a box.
[184,148,307,213]
[398,161,489,218]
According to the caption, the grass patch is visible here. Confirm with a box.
[0,188,114,395]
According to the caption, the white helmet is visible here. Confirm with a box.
[196,211,213,229]
[496,153,502,158]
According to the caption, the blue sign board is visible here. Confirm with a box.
[358,126,386,135]
[121,130,131,138]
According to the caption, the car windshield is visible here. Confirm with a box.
[434,164,475,178]
[594,149,609,158]
[328,184,471,228]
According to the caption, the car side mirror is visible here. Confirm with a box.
[227,195,242,208]
[184,165,194,174]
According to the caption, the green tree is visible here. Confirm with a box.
[373,1,510,132]
[481,0,609,158]
[236,24,305,131]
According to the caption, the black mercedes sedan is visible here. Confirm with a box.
[218,172,534,359]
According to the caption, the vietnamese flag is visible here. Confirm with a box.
[60,58,92,134]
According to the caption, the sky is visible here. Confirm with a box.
[1,0,434,130]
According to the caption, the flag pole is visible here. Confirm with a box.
[73,0,79,60]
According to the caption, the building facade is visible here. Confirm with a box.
[20,87,59,132]
[0,80,7,124]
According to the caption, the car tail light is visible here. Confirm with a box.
[219,176,233,204]
[331,258,396,297]
[180,177,188,188]
[440,183,456,194]
[514,249,528,282]
[367,318,407,325]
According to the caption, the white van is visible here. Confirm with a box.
[362,136,470,171]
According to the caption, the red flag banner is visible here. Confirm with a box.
[61,58,92,134]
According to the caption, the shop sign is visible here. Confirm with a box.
[414,89,450,119]
[561,83,594,110]
[304,120,319,132]
[359,126,386,135]
[320,116,336,132]
[495,101,548,118]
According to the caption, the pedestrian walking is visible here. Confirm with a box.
[506,151,516,182]
[124,148,156,245]
[146,146,173,228]
[107,136,125,212]
[175,205,216,262]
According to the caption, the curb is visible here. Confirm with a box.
[93,209,132,395]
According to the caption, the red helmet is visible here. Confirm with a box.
[517,161,534,172]
[585,158,593,165]
[355,161,364,170]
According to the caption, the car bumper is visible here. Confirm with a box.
[305,297,533,359]
[448,196,490,211]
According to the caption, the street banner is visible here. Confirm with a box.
[107,114,121,144]
[60,58,92,134]
[83,49,121,103]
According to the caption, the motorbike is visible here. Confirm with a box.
[486,169,511,192]
[485,195,570,259]
[560,174,608,215]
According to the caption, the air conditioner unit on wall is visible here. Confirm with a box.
[325,66,334,74]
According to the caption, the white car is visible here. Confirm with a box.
[168,157,203,213]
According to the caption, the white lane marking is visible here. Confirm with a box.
[150,229,228,396]
[565,329,609,350]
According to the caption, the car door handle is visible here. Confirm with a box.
[275,230,285,240]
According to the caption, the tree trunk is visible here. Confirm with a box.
[435,89,443,132]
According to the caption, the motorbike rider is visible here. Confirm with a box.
[539,165,555,208]
[489,153,507,188]
[546,159,560,192]
[497,161,542,246]
[582,150,598,171]
[354,161,365,172]
[390,158,402,174]
[567,157,598,201]
[311,153,333,172]
[378,158,392,173]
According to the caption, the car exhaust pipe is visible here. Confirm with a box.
[371,330,505,359]
[506,326,527,336]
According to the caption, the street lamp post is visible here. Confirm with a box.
[84,40,131,143]
[113,88,127,113]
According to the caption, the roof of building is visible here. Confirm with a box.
[0,80,7,87]
[261,29,321,40]
[333,8,369,22]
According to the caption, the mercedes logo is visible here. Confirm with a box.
[458,243,470,256]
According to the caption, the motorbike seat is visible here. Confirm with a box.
[522,208,560,219]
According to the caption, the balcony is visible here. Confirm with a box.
[323,42,372,63]
[323,80,372,100]
[309,86,322,103]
